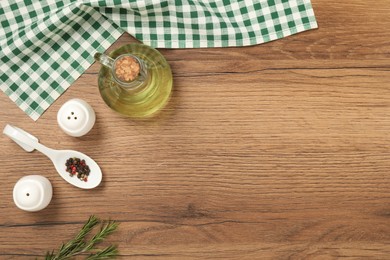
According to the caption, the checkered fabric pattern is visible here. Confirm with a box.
[0,0,317,120]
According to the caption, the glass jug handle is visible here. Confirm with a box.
[94,53,114,69]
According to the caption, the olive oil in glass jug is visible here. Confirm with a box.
[94,43,173,118]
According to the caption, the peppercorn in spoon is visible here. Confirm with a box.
[3,124,102,189]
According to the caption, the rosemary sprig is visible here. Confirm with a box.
[43,215,119,260]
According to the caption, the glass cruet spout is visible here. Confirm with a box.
[94,52,148,89]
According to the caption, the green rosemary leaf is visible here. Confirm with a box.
[85,220,119,250]
[44,250,55,260]
[85,245,119,260]
[97,220,119,240]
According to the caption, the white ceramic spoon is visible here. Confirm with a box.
[3,124,102,189]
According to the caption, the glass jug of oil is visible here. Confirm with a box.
[94,44,173,118]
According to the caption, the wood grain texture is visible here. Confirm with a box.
[1,0,390,259]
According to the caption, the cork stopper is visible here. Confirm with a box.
[114,56,141,82]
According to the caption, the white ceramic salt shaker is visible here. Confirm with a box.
[57,98,96,137]
[13,175,53,212]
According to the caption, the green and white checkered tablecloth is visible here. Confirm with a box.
[0,0,317,120]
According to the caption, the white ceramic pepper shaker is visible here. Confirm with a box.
[57,98,96,137]
[13,175,53,212]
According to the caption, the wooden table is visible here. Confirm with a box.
[1,1,390,259]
